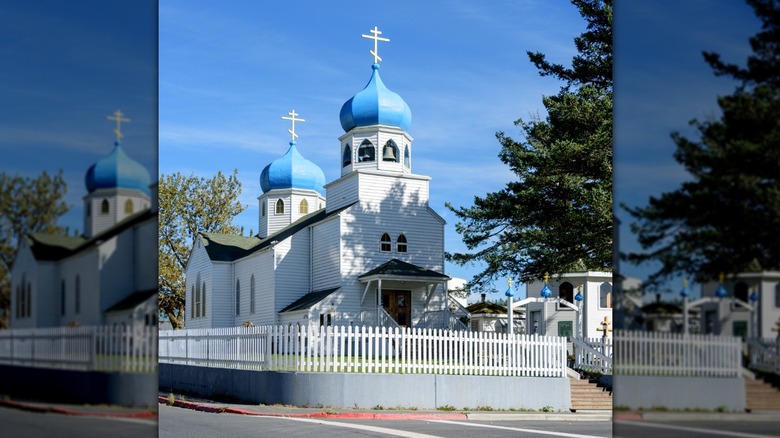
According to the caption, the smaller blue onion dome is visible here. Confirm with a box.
[679,287,688,298]
[715,284,728,298]
[749,291,758,302]
[260,141,326,196]
[339,64,412,132]
[85,142,151,195]
[574,291,583,302]
[540,284,552,298]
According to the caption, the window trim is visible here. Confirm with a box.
[275,199,285,215]
[397,234,407,253]
[380,233,391,252]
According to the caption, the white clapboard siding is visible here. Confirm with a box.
[274,232,311,314]
[234,250,275,326]
[311,218,341,290]
[614,330,741,377]
[325,172,360,212]
[0,325,157,372]
[159,325,567,377]
[185,238,212,329]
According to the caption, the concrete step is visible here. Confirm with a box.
[745,378,780,411]
[570,377,612,411]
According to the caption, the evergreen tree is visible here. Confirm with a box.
[158,170,245,328]
[624,0,780,285]
[0,171,69,328]
[447,0,612,290]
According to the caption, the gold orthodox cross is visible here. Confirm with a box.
[107,109,130,142]
[507,277,513,288]
[281,109,304,141]
[543,272,550,284]
[597,316,612,339]
[361,26,390,64]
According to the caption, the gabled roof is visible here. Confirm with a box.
[465,301,508,315]
[24,208,155,262]
[199,203,355,262]
[279,287,340,313]
[105,288,157,313]
[358,258,450,282]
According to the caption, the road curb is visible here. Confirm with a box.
[0,399,158,418]
[466,412,613,422]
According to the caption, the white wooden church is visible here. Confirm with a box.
[10,111,158,329]
[184,29,452,330]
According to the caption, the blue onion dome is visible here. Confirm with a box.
[339,63,412,132]
[85,142,151,195]
[260,141,326,196]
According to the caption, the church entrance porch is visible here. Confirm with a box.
[381,289,411,327]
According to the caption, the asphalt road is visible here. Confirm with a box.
[614,419,780,438]
[0,405,157,438]
[159,404,613,438]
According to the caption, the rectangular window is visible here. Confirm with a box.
[733,320,747,341]
[558,320,573,340]
[775,286,780,308]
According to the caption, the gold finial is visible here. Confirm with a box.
[361,26,390,64]
[543,272,550,284]
[507,277,513,288]
[719,272,725,283]
[281,109,305,141]
[107,109,130,142]
[682,277,688,289]
[577,284,583,293]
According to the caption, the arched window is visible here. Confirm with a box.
[276,199,285,215]
[61,280,66,316]
[559,282,574,304]
[201,281,207,317]
[250,275,256,315]
[191,285,195,319]
[734,282,749,303]
[382,140,399,162]
[397,234,407,253]
[358,140,375,162]
[26,282,31,317]
[101,199,110,214]
[404,145,410,168]
[235,280,241,316]
[342,144,352,167]
[299,199,309,215]
[124,199,133,214]
[380,233,391,252]
[262,202,266,217]
[15,285,20,319]
[75,275,81,314]
[600,282,612,308]
[195,283,201,317]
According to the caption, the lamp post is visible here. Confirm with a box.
[574,285,583,341]
[505,277,514,335]
[681,277,689,335]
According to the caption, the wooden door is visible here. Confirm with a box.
[381,289,411,327]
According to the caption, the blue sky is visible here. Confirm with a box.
[2,1,764,304]
[614,1,761,300]
[0,0,158,235]
[159,0,593,302]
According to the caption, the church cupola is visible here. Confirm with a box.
[337,27,413,178]
[83,110,151,238]
[258,110,326,238]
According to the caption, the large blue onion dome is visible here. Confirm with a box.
[339,63,411,132]
[260,141,326,196]
[85,142,151,195]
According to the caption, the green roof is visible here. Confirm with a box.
[200,203,355,262]
[465,301,508,315]
[279,287,340,313]
[358,258,450,281]
[24,208,155,262]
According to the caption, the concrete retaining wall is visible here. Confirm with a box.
[159,363,571,411]
[613,375,745,411]
[0,365,158,407]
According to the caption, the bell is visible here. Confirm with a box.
[382,145,397,161]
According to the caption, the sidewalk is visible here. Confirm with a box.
[158,392,612,422]
[0,396,157,419]
[614,410,780,422]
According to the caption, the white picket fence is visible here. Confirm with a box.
[748,337,779,374]
[614,330,741,377]
[573,336,612,374]
[159,325,568,377]
[0,325,157,372]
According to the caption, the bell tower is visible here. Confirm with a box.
[337,27,413,178]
